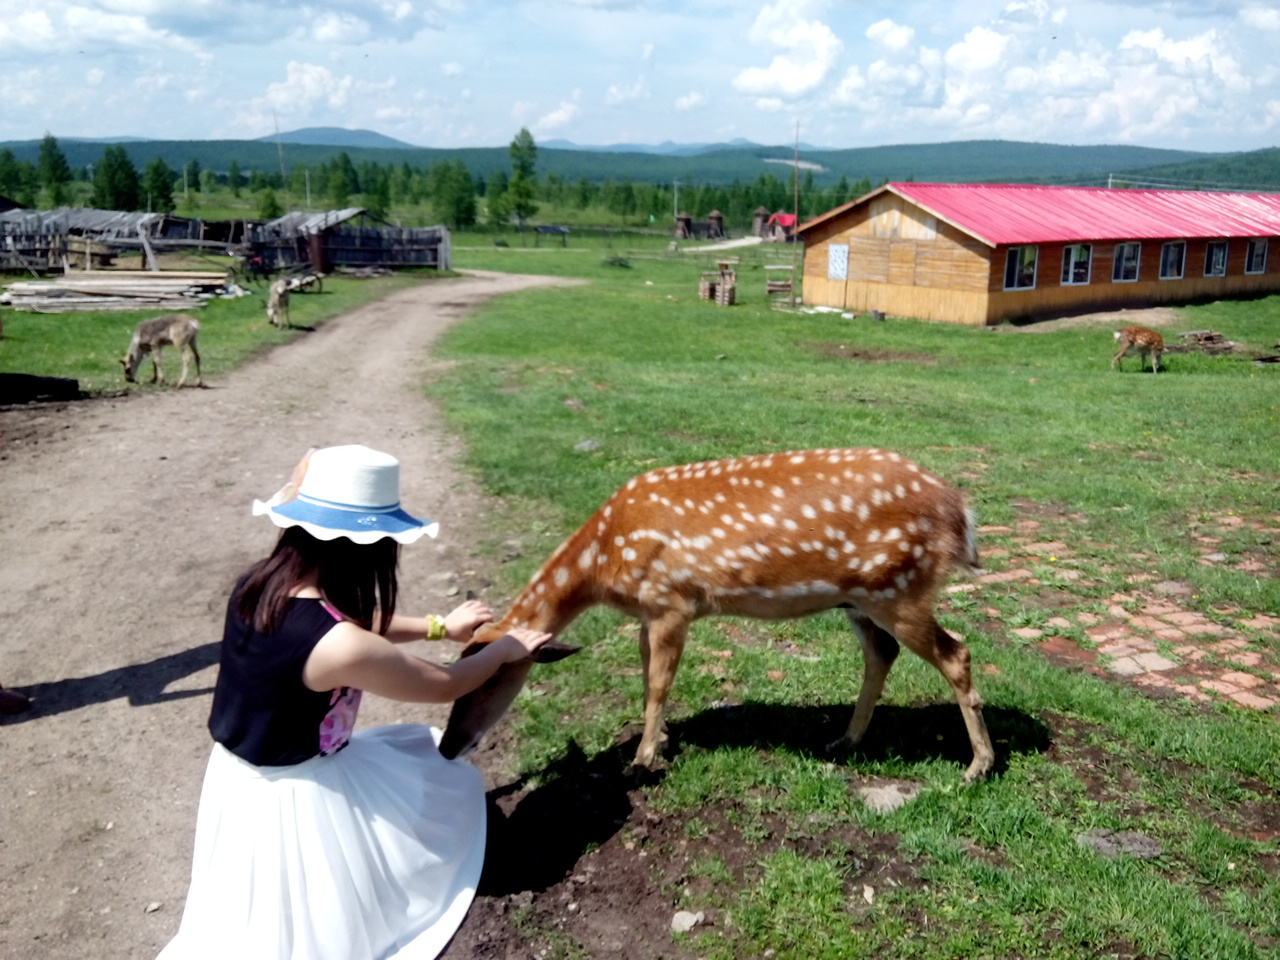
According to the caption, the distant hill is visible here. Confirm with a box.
[3,135,1273,190]
[260,127,419,149]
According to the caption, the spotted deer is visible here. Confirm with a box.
[1111,325,1163,373]
[266,278,290,328]
[119,314,202,387]
[440,448,996,783]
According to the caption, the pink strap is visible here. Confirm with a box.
[319,600,345,622]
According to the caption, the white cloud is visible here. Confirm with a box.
[944,26,1011,73]
[642,43,654,61]
[441,62,463,76]
[532,92,582,135]
[86,68,106,86]
[263,61,355,113]
[675,91,706,111]
[866,19,914,53]
[732,0,843,99]
[311,12,372,44]
[1241,6,1280,31]
[755,97,785,112]
[605,76,649,105]
[1120,28,1248,93]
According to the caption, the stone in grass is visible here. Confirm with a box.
[575,439,601,452]
[858,781,920,814]
[671,910,705,933]
[1075,829,1162,860]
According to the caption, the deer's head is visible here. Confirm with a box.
[438,624,580,760]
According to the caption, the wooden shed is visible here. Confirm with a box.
[796,183,1280,325]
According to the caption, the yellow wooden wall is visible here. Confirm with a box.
[802,195,993,324]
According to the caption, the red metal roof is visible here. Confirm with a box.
[767,212,798,227]
[810,183,1280,247]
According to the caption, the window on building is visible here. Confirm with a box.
[1061,243,1092,285]
[1160,241,1186,280]
[1004,245,1038,290]
[827,243,849,281]
[1205,241,1228,277]
[1246,239,1269,275]
[1112,242,1141,282]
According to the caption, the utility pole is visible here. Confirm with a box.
[673,179,679,220]
[791,120,800,308]
[273,109,290,209]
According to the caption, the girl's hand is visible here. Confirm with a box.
[495,628,554,662]
[443,599,494,641]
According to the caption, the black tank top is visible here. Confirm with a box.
[208,591,361,766]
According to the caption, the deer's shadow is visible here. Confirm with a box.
[0,642,220,725]
[478,700,1049,895]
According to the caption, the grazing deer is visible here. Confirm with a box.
[119,314,202,388]
[440,448,996,783]
[266,278,290,328]
[1112,325,1163,372]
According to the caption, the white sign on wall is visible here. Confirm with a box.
[828,243,849,280]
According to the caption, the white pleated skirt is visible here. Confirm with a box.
[158,725,485,960]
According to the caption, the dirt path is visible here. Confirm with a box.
[0,271,577,960]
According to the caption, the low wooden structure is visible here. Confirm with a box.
[675,211,726,241]
[698,258,738,306]
[1,271,233,312]
[765,264,795,302]
[247,208,450,273]
[797,182,1280,325]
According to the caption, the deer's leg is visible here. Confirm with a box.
[189,340,203,387]
[634,610,690,768]
[1111,343,1128,370]
[888,610,994,783]
[150,350,163,384]
[1151,349,1161,373]
[830,609,900,753]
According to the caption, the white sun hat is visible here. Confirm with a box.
[252,445,438,544]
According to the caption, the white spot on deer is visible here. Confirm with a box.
[730,560,744,571]
[771,485,785,498]
[759,513,776,527]
[875,552,887,566]
[895,574,908,590]
[801,505,817,519]
[819,498,834,512]
[885,528,901,541]
[783,518,799,531]
[672,568,693,582]
[923,474,941,486]
[554,568,569,587]
[843,541,857,554]
[614,536,626,547]
[578,544,598,570]
[712,527,726,539]
[868,529,881,542]
[632,568,645,580]
[840,495,853,512]
[626,479,638,491]
[872,472,884,483]
[800,541,814,552]
[790,455,806,464]
[790,476,802,485]
[622,547,637,561]
[895,485,906,498]
[741,512,756,523]
[734,523,746,532]
[715,493,727,503]
[779,546,795,557]
[536,582,546,595]
[913,544,924,558]
[857,504,870,521]
[882,588,897,600]
[826,547,839,560]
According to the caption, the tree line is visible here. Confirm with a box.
[1,131,877,231]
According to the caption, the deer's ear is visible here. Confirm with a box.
[531,641,581,664]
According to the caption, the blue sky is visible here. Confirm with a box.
[1,0,1278,152]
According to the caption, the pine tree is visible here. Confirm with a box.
[258,188,283,220]
[91,145,141,211]
[37,133,74,207]
[0,148,22,199]
[227,159,243,197]
[142,157,176,213]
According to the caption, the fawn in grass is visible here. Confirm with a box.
[266,278,291,328]
[1112,325,1164,372]
[120,314,202,388]
[440,448,996,783]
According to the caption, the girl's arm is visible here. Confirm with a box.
[302,621,550,704]
[382,599,493,644]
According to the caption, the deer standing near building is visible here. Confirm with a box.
[439,448,996,783]
[266,278,290,328]
[1111,325,1164,372]
[119,314,202,388]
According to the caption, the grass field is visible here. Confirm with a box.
[0,256,437,395]
[5,239,1278,957]
[432,237,1280,959]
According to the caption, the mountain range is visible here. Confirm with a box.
[3,128,1277,192]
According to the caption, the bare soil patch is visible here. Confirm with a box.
[1000,306,1183,333]
[802,340,938,364]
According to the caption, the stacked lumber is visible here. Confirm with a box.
[0,271,230,313]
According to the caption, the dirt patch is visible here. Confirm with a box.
[801,340,938,364]
[0,270,583,960]
[1001,306,1182,333]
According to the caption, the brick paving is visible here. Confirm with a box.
[961,512,1280,715]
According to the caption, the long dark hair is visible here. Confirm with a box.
[235,527,400,635]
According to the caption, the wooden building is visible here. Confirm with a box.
[796,183,1280,325]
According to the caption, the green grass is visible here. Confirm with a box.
[428,244,1280,959]
[0,260,436,394]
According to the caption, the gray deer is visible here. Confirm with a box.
[120,314,203,388]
